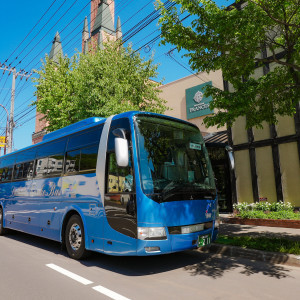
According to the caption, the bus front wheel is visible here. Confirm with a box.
[65,215,87,260]
[0,207,5,236]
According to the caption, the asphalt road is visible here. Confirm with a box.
[1,230,300,300]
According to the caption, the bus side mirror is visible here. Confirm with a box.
[113,128,129,167]
[115,137,129,167]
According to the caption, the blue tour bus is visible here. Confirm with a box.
[0,111,219,259]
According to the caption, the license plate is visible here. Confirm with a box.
[197,234,211,247]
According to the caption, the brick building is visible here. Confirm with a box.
[32,0,122,144]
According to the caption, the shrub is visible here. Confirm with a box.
[232,201,299,220]
[238,210,300,220]
[233,201,294,213]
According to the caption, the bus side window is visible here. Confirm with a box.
[107,150,133,193]
[48,155,64,176]
[34,155,64,178]
[0,168,4,182]
[106,121,134,194]
[13,163,23,180]
[34,157,49,178]
[1,168,7,182]
[80,145,98,173]
[23,161,34,179]
[6,166,13,181]
[65,145,98,175]
[65,150,80,173]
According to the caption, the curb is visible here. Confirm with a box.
[198,243,300,268]
[220,217,300,229]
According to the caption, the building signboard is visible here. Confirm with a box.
[186,81,213,120]
[0,136,6,148]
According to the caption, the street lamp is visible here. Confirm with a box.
[0,104,9,155]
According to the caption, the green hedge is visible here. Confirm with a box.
[232,201,300,220]
[237,210,300,220]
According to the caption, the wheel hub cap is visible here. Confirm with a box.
[69,223,82,251]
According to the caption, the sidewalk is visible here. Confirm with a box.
[198,222,300,267]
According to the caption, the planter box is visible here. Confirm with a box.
[221,217,300,229]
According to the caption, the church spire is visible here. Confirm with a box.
[116,16,122,41]
[82,17,89,53]
[92,0,115,36]
[83,16,89,37]
[49,32,63,63]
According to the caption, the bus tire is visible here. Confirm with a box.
[0,207,6,236]
[65,215,87,260]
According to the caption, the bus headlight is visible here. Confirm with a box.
[138,227,167,240]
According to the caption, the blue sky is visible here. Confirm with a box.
[0,0,230,153]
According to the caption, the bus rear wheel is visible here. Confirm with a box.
[0,207,6,236]
[65,215,87,260]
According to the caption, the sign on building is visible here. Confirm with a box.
[186,81,213,120]
[0,136,6,148]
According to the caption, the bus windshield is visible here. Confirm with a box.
[134,116,216,201]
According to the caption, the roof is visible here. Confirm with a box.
[204,131,228,145]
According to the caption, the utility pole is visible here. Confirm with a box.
[0,64,31,153]
[0,104,9,155]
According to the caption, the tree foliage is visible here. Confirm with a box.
[157,0,300,128]
[33,41,167,131]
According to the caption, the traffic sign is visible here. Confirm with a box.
[0,136,6,148]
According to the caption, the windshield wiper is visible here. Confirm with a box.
[161,182,216,202]
[162,180,185,194]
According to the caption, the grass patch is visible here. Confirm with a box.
[216,235,300,255]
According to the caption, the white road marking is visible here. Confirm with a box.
[46,264,93,285]
[92,285,131,300]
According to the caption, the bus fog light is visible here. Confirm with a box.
[145,246,161,253]
[138,227,167,240]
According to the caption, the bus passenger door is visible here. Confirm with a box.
[103,118,137,255]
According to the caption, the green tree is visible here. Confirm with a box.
[33,41,167,131]
[157,0,300,128]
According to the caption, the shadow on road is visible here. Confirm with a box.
[182,252,291,279]
[3,229,65,256]
[84,247,292,280]
[3,229,293,280]
[219,223,300,241]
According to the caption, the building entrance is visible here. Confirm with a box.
[205,131,233,212]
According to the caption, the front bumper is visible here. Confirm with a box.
[136,227,218,256]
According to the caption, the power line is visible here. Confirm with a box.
[10,0,69,67]
[1,1,93,120]
[12,1,187,131]
[4,1,108,126]
[17,0,78,68]
[25,0,108,71]
[0,66,32,153]
[5,0,59,65]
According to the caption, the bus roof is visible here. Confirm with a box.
[42,117,105,142]
[0,111,196,160]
